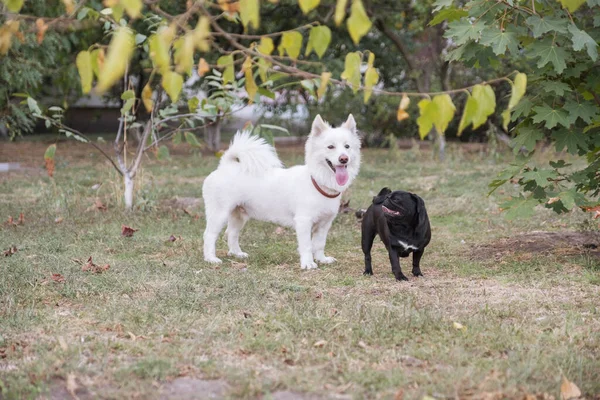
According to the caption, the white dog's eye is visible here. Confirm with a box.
[345,144,350,149]
[327,145,334,149]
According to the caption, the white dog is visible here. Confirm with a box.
[202,114,361,269]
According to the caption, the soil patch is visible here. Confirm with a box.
[474,230,600,260]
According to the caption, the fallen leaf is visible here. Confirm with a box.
[275,226,285,235]
[127,332,136,341]
[394,388,404,400]
[3,246,17,257]
[547,197,560,205]
[168,235,178,242]
[121,225,138,237]
[35,18,48,44]
[243,311,252,318]
[82,256,110,274]
[560,376,581,400]
[313,340,327,348]
[453,321,466,331]
[55,217,64,224]
[87,199,107,212]
[357,340,367,349]
[51,273,65,283]
[58,336,68,351]
[283,358,295,365]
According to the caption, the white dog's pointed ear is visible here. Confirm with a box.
[311,114,329,136]
[342,114,357,133]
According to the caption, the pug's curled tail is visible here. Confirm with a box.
[219,130,283,175]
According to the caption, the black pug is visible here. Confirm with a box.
[361,188,431,281]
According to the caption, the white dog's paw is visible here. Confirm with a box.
[301,261,319,270]
[204,256,222,264]
[316,256,336,264]
[227,251,249,259]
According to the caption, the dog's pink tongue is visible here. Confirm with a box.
[335,166,349,186]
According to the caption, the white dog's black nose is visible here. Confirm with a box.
[339,155,348,164]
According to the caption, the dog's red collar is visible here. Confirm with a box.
[311,176,340,198]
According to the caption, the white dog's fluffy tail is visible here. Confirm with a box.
[219,130,283,174]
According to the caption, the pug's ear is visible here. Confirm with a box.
[311,114,330,136]
[342,114,357,133]
[411,193,430,239]
[373,187,391,205]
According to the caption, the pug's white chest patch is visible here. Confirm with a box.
[397,239,417,251]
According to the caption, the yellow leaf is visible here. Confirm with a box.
[90,48,105,78]
[3,0,24,12]
[313,340,327,348]
[103,0,118,6]
[35,18,48,44]
[317,71,331,99]
[217,55,235,85]
[457,93,478,136]
[76,51,93,94]
[96,27,134,93]
[335,0,349,26]
[508,72,527,110]
[197,58,210,77]
[174,34,194,76]
[243,57,258,103]
[61,0,75,14]
[141,84,153,112]
[417,98,435,140]
[560,376,581,400]
[299,0,320,14]
[347,0,372,45]
[161,71,183,103]
[363,66,379,103]
[148,29,171,74]
[471,84,496,129]
[0,22,17,55]
[240,0,260,30]
[257,37,274,55]
[501,109,510,132]
[278,31,303,60]
[558,0,586,13]
[305,26,331,59]
[366,52,375,67]
[340,51,361,93]
[397,108,409,122]
[257,58,270,83]
[431,94,456,135]
[112,4,124,22]
[399,94,410,110]
[193,16,211,52]
[453,321,466,330]
[121,0,142,18]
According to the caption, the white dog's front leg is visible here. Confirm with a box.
[294,216,317,269]
[312,216,336,264]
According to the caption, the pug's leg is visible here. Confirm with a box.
[361,220,377,276]
[388,247,408,281]
[412,249,424,277]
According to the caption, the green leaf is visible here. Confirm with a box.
[563,101,598,124]
[431,94,456,135]
[433,0,453,11]
[76,51,93,94]
[278,31,303,60]
[501,195,539,219]
[299,0,320,14]
[568,24,598,61]
[184,132,201,147]
[305,26,331,59]
[3,0,24,12]
[240,0,260,30]
[539,80,571,96]
[429,7,468,26]
[508,73,527,110]
[44,144,57,161]
[522,168,556,187]
[26,97,41,115]
[161,71,183,103]
[188,97,199,113]
[511,97,533,121]
[334,0,348,26]
[156,145,170,161]
[217,55,235,85]
[470,84,495,129]
[417,99,436,140]
[346,0,372,45]
[458,94,478,136]
[480,26,519,55]
[512,126,544,154]
[528,38,569,73]
[444,19,485,46]
[525,16,568,38]
[172,132,182,145]
[532,105,570,129]
[551,128,588,154]
[557,0,586,12]
[340,52,361,93]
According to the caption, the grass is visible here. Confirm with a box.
[1,140,599,399]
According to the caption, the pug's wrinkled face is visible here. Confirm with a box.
[382,191,417,219]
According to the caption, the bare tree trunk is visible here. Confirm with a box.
[124,173,134,210]
[204,117,222,152]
